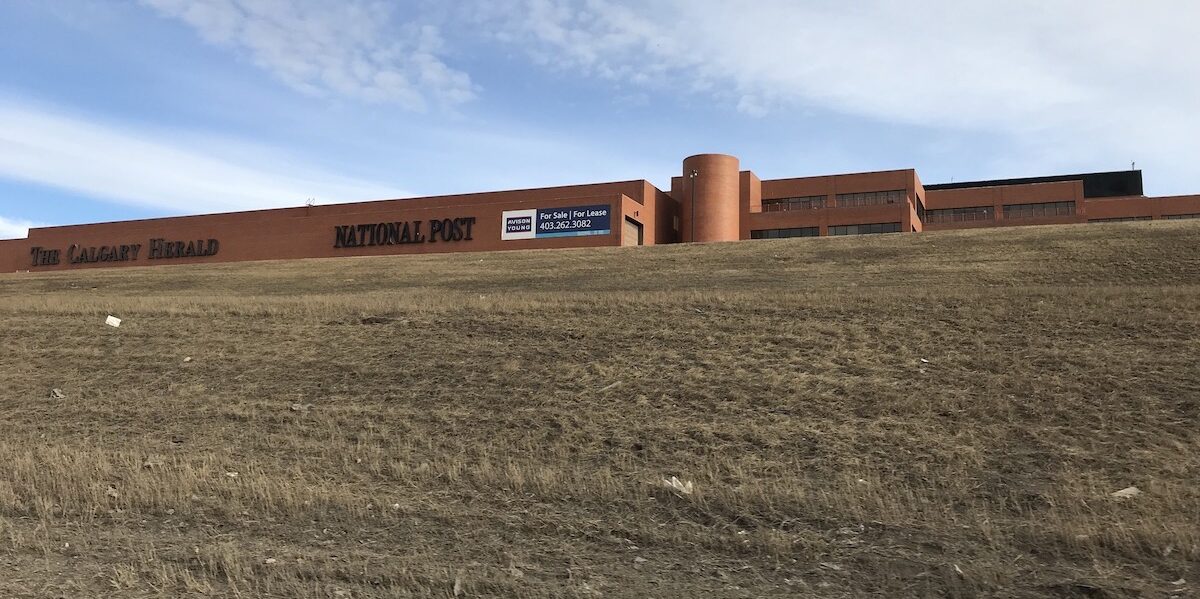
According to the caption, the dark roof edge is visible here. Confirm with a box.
[926,171,1141,192]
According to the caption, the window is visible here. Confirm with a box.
[1165,213,1200,220]
[829,222,902,236]
[762,195,826,212]
[1088,216,1152,223]
[1002,201,1075,219]
[835,190,905,208]
[924,206,995,224]
[751,227,820,239]
[914,193,926,222]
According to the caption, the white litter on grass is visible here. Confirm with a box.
[105,315,122,328]
[662,476,694,495]
[1111,486,1142,499]
[50,388,66,399]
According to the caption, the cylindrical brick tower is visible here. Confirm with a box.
[681,154,740,242]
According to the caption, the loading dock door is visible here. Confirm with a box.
[623,217,644,246]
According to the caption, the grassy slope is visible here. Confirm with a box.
[0,221,1197,598]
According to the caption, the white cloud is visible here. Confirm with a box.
[139,0,476,111]
[469,0,1200,185]
[470,1,1197,125]
[0,215,39,240]
[0,99,401,216]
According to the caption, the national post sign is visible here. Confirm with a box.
[501,204,612,240]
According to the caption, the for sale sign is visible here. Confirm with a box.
[502,204,612,240]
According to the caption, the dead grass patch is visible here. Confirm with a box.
[1,221,1197,597]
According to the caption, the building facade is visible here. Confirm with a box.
[3,153,1198,273]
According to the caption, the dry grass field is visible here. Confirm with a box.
[0,221,1198,598]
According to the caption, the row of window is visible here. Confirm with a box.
[762,196,826,212]
[1089,216,1152,223]
[925,206,995,223]
[762,190,909,211]
[830,222,902,236]
[1002,201,1075,219]
[835,190,906,208]
[1091,214,1199,221]
[757,198,1192,223]
[751,222,903,238]
[750,227,820,239]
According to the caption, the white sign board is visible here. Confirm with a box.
[501,209,537,240]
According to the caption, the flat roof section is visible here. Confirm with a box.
[926,170,1143,199]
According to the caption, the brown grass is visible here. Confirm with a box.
[1,220,1198,598]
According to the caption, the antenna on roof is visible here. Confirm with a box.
[1131,161,1136,171]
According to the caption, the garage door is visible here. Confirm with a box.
[622,217,643,246]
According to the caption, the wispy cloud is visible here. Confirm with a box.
[0,215,39,240]
[0,99,401,215]
[139,0,476,111]
[470,0,1200,182]
[471,1,1196,123]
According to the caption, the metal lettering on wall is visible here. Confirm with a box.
[501,204,612,240]
[333,218,476,248]
[28,238,220,268]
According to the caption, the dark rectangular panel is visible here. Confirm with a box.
[926,171,1143,198]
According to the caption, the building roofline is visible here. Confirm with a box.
[925,171,1137,191]
[926,170,1144,200]
[24,179,660,234]
[756,168,917,184]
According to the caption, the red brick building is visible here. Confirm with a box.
[3,153,1198,273]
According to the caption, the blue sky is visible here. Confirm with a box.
[2,0,1198,239]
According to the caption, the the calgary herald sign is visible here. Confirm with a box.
[502,204,612,240]
[28,238,219,267]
